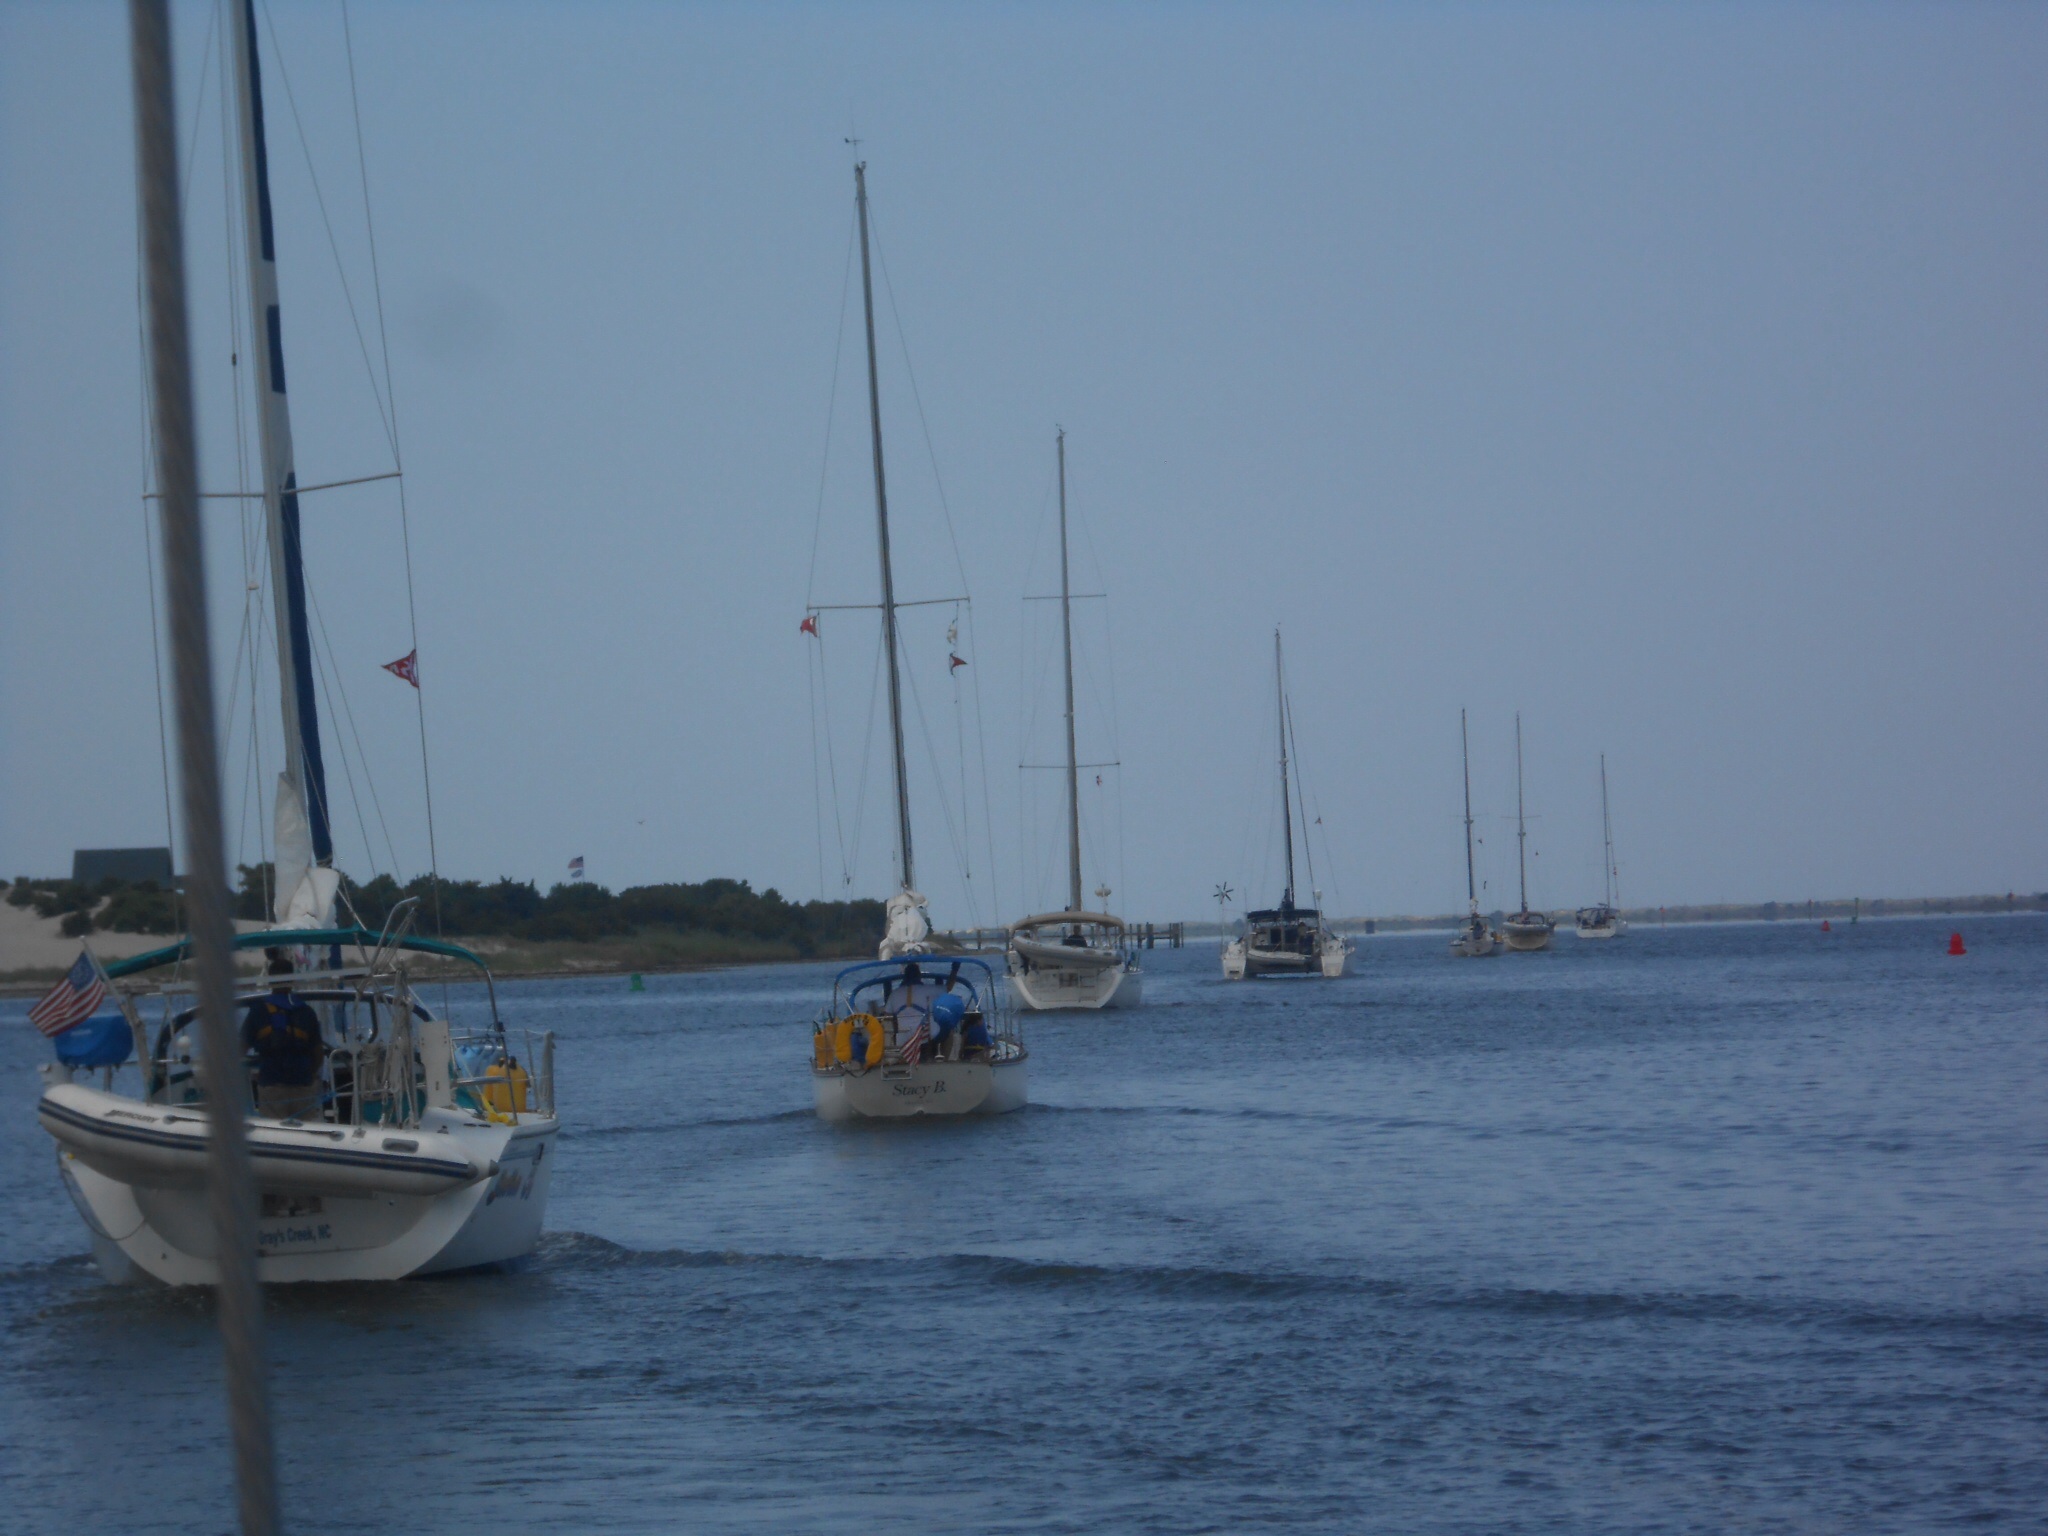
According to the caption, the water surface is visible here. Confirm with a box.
[3,916,2043,1531]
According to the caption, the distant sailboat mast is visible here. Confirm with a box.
[1056,430,1083,914]
[232,0,331,895]
[1461,708,1479,915]
[1275,631,1296,910]
[1600,752,1618,910]
[1515,711,1530,914]
[854,161,914,895]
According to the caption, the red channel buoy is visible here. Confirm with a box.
[1820,919,1831,932]
[1948,932,1966,956]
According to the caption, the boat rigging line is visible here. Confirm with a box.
[339,0,445,948]
[803,205,859,896]
[867,190,1002,915]
[233,0,445,942]
[803,159,1001,921]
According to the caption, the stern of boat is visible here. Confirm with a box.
[1010,956,1142,1011]
[813,1049,1027,1120]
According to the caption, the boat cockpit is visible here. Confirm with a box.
[814,956,1021,1071]
[1244,904,1326,956]
[97,925,554,1130]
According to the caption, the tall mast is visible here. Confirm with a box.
[231,0,330,870]
[1275,630,1296,908]
[1600,753,1616,909]
[1515,711,1529,912]
[1057,430,1082,913]
[855,162,914,893]
[1461,709,1478,912]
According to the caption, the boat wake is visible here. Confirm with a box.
[563,1108,813,1142]
[528,1233,2046,1337]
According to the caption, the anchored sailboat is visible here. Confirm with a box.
[1006,430,1142,1011]
[809,163,1027,1118]
[1574,754,1627,939]
[38,1,555,1283]
[1501,712,1555,952]
[1449,709,1502,958]
[1223,632,1353,980]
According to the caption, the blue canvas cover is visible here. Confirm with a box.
[54,1014,134,1069]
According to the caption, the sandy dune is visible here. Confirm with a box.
[0,901,269,982]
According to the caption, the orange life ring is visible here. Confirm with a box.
[829,1013,885,1071]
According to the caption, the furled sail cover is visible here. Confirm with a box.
[271,772,338,929]
[278,866,340,930]
[879,889,933,959]
[272,772,312,925]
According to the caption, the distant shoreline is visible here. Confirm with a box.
[3,892,2039,997]
[935,892,2048,950]
[1181,891,2048,939]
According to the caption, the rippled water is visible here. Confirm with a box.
[3,915,2044,1532]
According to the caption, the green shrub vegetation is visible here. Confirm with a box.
[6,875,182,936]
[224,864,886,959]
[11,867,886,961]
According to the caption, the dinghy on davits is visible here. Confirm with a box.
[1007,912,1142,1010]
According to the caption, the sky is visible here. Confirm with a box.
[3,0,2045,926]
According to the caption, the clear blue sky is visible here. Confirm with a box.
[4,1,2045,923]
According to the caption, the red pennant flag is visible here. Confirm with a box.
[949,653,967,672]
[382,649,419,688]
[799,614,818,636]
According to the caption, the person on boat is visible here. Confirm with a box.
[961,1011,993,1061]
[242,951,326,1121]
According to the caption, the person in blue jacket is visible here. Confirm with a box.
[242,950,325,1121]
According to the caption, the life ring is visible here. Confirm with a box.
[831,1013,885,1071]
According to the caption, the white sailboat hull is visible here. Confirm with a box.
[1575,919,1626,939]
[813,1052,1028,1121]
[1009,965,1141,1011]
[1502,916,1555,952]
[1222,935,1352,979]
[1449,920,1503,957]
[1007,941,1142,1011]
[40,1082,555,1284]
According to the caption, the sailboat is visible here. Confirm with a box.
[37,1,555,1283]
[809,163,1028,1119]
[1500,712,1555,952]
[1006,430,1142,1011]
[1574,754,1627,939]
[1449,708,1502,957]
[1223,632,1353,980]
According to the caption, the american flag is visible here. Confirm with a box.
[568,856,584,881]
[30,951,107,1038]
[896,1017,927,1067]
